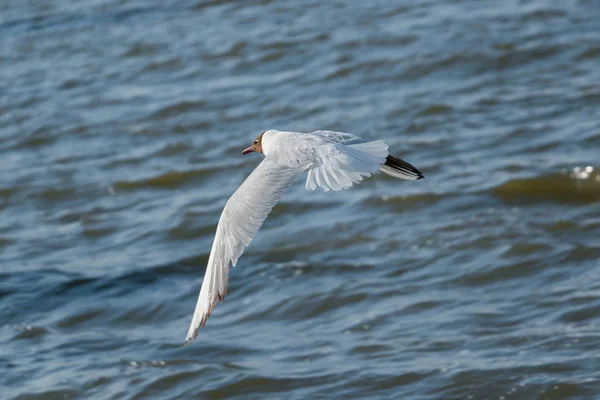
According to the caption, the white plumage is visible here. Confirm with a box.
[185,130,423,345]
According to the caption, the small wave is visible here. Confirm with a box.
[12,389,79,399]
[81,227,116,239]
[113,167,217,190]
[493,168,600,204]
[148,100,208,120]
[259,33,329,51]
[142,57,182,72]
[201,374,337,398]
[57,309,104,328]
[17,133,55,148]
[417,104,453,116]
[325,59,395,80]
[167,222,217,241]
[155,142,192,156]
[518,8,568,22]
[558,302,600,323]
[577,46,600,61]
[202,41,248,60]
[452,260,546,287]
[259,51,286,63]
[34,187,78,202]
[12,324,49,340]
[350,343,394,356]
[123,42,166,58]
[194,0,240,10]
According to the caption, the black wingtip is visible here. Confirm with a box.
[385,155,424,180]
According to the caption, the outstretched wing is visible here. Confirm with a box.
[185,157,302,345]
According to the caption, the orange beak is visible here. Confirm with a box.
[241,146,254,155]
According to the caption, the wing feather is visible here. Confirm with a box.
[303,133,389,192]
[309,130,423,184]
[305,169,317,190]
[310,130,367,145]
[185,157,301,345]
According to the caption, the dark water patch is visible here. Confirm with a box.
[0,187,18,206]
[124,41,168,58]
[112,303,172,326]
[558,301,600,323]
[365,34,418,48]
[12,389,79,400]
[493,42,516,51]
[81,226,116,238]
[12,325,50,340]
[559,244,600,265]
[502,241,554,258]
[59,78,87,90]
[259,50,286,63]
[56,309,104,328]
[113,168,216,190]
[530,219,578,234]
[493,171,600,204]
[577,46,600,60]
[325,59,396,80]
[0,12,84,35]
[259,33,329,52]
[5,263,189,306]
[0,237,13,248]
[401,300,445,314]
[17,133,55,148]
[350,343,394,356]
[33,186,79,202]
[402,52,489,80]
[155,253,209,275]
[451,259,550,287]
[520,7,568,22]
[418,104,453,116]
[194,0,243,11]
[167,220,218,241]
[202,374,338,399]
[236,284,371,324]
[148,100,209,120]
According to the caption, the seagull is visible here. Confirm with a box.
[185,130,424,345]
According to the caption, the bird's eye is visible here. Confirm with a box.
[254,140,258,144]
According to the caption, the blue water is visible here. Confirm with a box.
[2,0,600,399]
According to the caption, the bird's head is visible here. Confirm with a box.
[242,131,265,155]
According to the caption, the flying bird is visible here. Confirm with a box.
[185,130,424,345]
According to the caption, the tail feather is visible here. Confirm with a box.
[380,155,424,180]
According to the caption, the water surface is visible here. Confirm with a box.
[2,0,600,399]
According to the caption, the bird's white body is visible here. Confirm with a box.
[184,130,422,345]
